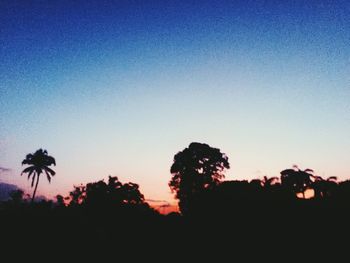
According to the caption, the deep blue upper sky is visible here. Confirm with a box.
[1,0,349,201]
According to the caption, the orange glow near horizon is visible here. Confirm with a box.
[155,205,179,215]
[1,1,350,220]
[297,188,315,199]
[147,200,179,215]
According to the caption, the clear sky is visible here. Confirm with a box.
[1,0,349,205]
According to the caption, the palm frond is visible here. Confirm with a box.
[312,175,323,181]
[267,177,279,185]
[44,166,55,176]
[292,164,299,170]
[22,154,34,165]
[44,170,51,183]
[21,166,34,175]
[27,169,34,180]
[327,176,338,182]
[46,156,56,166]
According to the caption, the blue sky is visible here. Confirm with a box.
[1,0,349,203]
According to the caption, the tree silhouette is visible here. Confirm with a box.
[68,176,145,208]
[21,149,56,202]
[169,142,230,215]
[312,176,338,199]
[68,184,86,206]
[119,182,145,205]
[55,194,66,207]
[9,189,25,204]
[335,180,350,201]
[262,176,279,188]
[280,165,313,198]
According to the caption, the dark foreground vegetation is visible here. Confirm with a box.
[1,143,349,259]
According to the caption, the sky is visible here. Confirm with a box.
[1,0,350,207]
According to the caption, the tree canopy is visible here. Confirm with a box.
[68,176,145,209]
[169,142,230,215]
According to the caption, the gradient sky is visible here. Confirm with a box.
[1,0,349,205]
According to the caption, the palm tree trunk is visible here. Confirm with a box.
[31,174,40,203]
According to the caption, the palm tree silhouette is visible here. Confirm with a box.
[312,175,338,199]
[280,165,313,199]
[262,176,279,187]
[21,149,56,202]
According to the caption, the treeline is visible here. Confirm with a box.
[1,142,350,258]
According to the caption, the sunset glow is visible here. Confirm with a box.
[297,189,315,199]
[0,1,349,208]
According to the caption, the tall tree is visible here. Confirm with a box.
[169,142,230,215]
[21,149,56,202]
[280,165,313,199]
